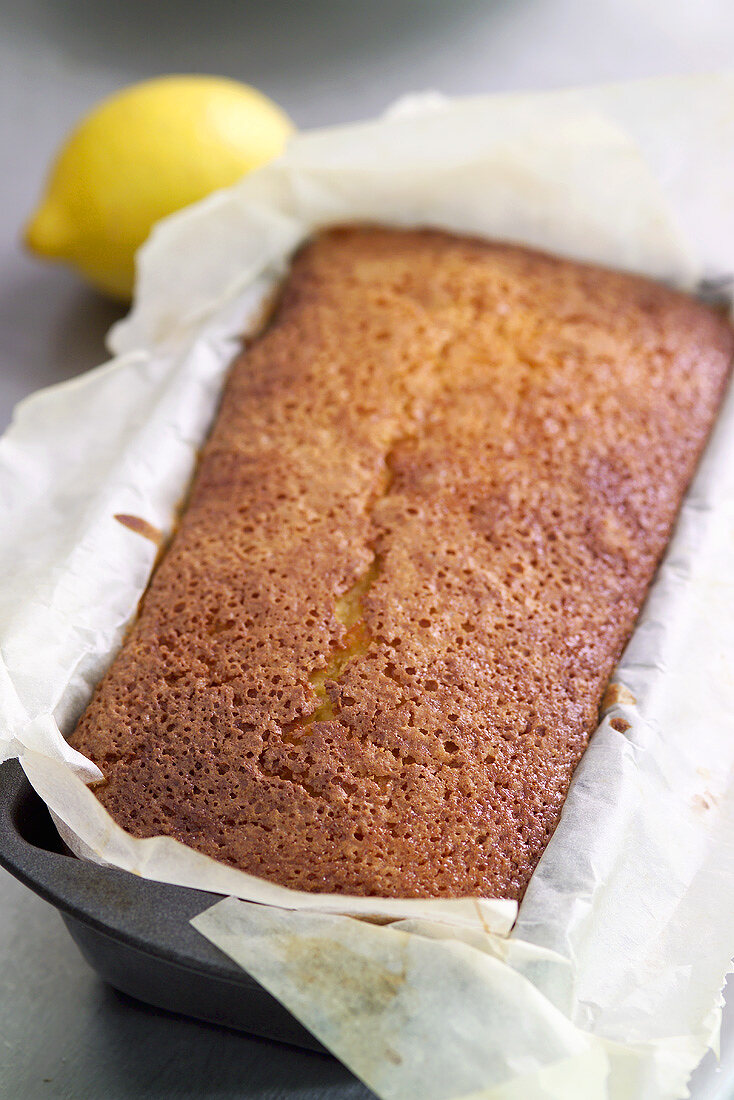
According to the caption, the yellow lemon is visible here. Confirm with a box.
[24,75,293,300]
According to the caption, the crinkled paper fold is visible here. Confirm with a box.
[3,74,734,1099]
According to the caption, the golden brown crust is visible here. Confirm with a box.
[69,227,734,899]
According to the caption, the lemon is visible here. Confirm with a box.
[25,76,293,300]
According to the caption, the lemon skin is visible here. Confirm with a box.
[25,76,293,300]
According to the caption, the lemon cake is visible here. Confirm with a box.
[68,227,734,899]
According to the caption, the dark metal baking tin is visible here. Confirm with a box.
[0,758,322,1051]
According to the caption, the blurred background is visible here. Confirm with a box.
[2,1,734,1097]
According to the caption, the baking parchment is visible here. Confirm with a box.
[3,73,734,1098]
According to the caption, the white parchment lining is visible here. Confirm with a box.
[3,74,734,1099]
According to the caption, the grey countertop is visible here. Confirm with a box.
[3,1,734,1096]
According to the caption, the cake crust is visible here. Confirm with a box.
[69,227,734,899]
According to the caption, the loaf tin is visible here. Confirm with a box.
[0,758,322,1051]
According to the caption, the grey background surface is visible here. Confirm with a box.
[2,1,734,1096]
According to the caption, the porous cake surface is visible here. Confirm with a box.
[69,227,733,899]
